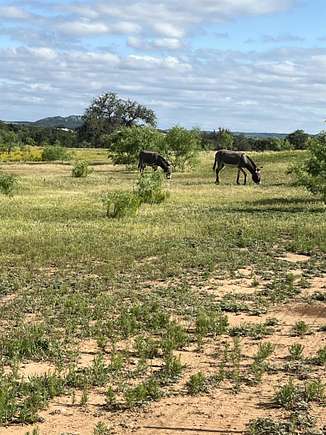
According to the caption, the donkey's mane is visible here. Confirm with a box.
[245,155,258,172]
[157,155,171,172]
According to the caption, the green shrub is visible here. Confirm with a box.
[0,173,18,196]
[164,126,201,171]
[291,134,326,202]
[72,160,92,177]
[135,172,169,204]
[103,191,141,218]
[41,145,71,161]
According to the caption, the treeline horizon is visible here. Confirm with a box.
[0,120,314,153]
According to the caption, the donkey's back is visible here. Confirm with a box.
[213,149,245,169]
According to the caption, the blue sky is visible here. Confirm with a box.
[0,0,326,132]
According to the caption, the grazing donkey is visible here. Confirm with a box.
[213,150,261,185]
[138,150,172,179]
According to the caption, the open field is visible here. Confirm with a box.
[0,150,325,435]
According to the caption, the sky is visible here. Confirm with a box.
[0,0,326,133]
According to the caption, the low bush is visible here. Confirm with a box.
[103,191,141,218]
[41,145,71,161]
[291,134,326,202]
[135,172,169,204]
[0,173,18,196]
[72,160,92,177]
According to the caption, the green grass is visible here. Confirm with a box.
[0,150,325,427]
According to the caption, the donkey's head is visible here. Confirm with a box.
[252,168,261,184]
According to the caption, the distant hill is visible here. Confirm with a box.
[34,115,83,129]
[8,116,288,137]
[10,115,83,129]
[232,131,288,139]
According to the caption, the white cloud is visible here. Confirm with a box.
[29,47,58,60]
[1,43,326,132]
[0,0,298,47]
[3,0,324,133]
[128,36,183,50]
[0,5,31,19]
[57,20,109,36]
[262,33,305,43]
[151,22,185,39]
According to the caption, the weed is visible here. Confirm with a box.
[124,378,161,408]
[161,322,188,355]
[134,336,160,359]
[195,308,228,344]
[246,417,290,434]
[89,353,109,386]
[80,387,89,406]
[313,346,326,365]
[274,378,325,411]
[229,337,242,391]
[229,322,274,340]
[273,379,300,410]
[94,421,111,435]
[109,352,125,373]
[262,274,299,304]
[288,343,304,361]
[255,342,275,361]
[160,354,184,383]
[291,320,311,337]
[304,379,325,403]
[105,386,116,408]
[0,323,60,362]
[186,372,208,395]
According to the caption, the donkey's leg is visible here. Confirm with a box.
[140,163,145,175]
[239,168,247,185]
[215,169,220,184]
[215,163,224,184]
[236,168,241,185]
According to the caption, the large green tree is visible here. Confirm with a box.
[78,92,157,146]
[287,129,310,149]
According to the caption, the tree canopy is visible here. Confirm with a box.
[78,92,157,146]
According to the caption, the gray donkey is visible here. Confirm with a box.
[213,150,262,185]
[138,150,172,179]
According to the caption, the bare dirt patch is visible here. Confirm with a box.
[278,252,311,263]
[2,268,326,435]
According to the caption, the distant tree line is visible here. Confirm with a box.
[0,91,314,154]
[201,128,311,151]
[0,121,76,151]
